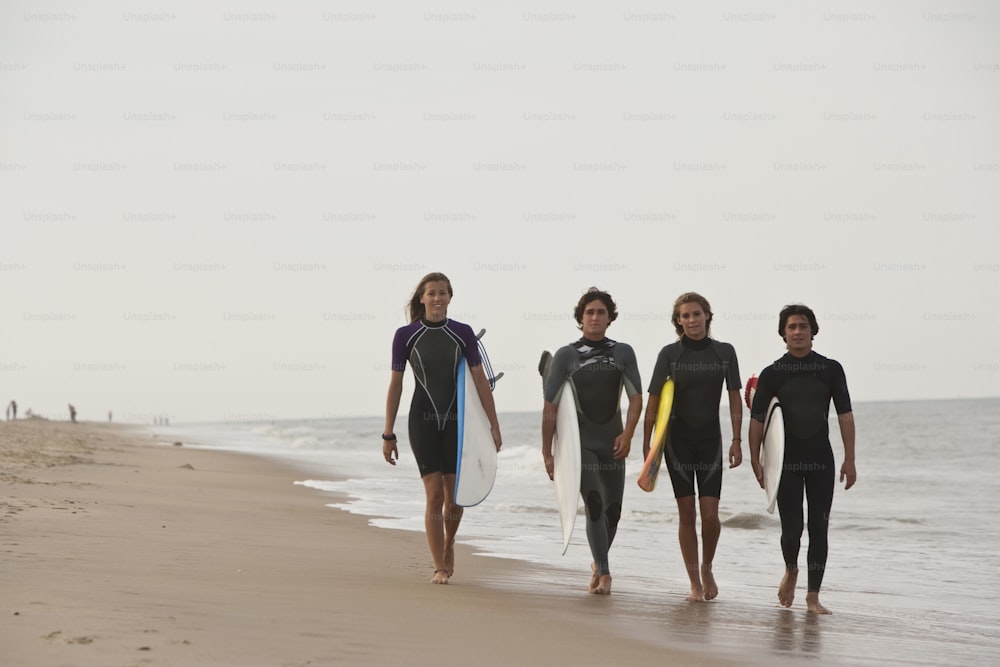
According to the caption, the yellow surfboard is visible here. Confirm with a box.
[637,378,674,492]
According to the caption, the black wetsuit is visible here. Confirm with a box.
[750,351,852,593]
[543,337,641,576]
[391,318,481,477]
[647,336,741,499]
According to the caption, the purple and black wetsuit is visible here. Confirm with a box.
[391,318,481,477]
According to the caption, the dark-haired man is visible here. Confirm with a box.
[542,287,642,595]
[748,304,856,614]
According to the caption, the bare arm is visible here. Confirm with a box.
[748,418,764,488]
[471,364,503,451]
[541,401,557,480]
[614,392,643,460]
[642,393,660,460]
[382,371,404,465]
[838,411,856,490]
[728,389,743,468]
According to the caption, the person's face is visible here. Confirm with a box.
[783,314,813,354]
[581,299,611,340]
[420,281,451,321]
[677,302,708,340]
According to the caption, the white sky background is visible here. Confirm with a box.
[1,1,998,423]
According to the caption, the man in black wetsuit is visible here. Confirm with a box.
[749,304,857,614]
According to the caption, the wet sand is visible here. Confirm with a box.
[1,420,739,666]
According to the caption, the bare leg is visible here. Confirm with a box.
[699,496,721,600]
[778,568,798,607]
[595,574,612,595]
[589,562,600,594]
[421,473,449,584]
[442,474,463,577]
[806,591,832,614]
[676,496,704,602]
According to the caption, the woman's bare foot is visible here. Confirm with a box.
[701,564,718,601]
[588,563,600,593]
[431,569,450,585]
[686,583,706,602]
[594,574,612,595]
[777,568,798,607]
[806,592,832,614]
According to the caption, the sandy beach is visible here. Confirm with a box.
[1,420,736,667]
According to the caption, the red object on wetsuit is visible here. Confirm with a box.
[744,374,758,410]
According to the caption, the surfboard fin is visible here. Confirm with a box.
[538,350,553,379]
[474,328,502,390]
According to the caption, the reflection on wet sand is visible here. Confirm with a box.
[597,589,831,666]
[484,567,991,666]
[771,608,823,656]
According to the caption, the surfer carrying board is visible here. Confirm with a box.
[541,288,642,595]
[642,292,743,603]
[382,272,503,585]
[748,304,856,614]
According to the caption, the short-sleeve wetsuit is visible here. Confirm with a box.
[391,318,481,477]
[647,336,741,499]
[543,337,641,576]
[750,351,852,593]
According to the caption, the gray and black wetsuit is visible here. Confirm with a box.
[750,351,852,593]
[544,337,641,576]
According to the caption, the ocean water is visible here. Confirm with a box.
[172,398,1000,665]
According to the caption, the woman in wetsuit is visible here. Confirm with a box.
[643,292,743,602]
[749,304,856,614]
[541,288,642,595]
[382,272,502,584]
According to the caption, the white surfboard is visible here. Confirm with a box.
[760,397,785,514]
[455,358,497,507]
[552,380,582,554]
[540,350,581,555]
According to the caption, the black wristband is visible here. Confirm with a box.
[382,433,397,441]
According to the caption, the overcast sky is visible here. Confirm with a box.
[2,1,998,423]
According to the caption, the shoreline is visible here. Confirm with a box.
[1,420,735,666]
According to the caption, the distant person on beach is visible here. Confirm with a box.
[12,400,16,420]
[748,304,856,615]
[68,404,77,422]
[108,410,112,422]
[382,272,502,585]
[642,292,743,602]
[541,287,642,595]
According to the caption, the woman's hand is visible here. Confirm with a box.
[382,438,398,465]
